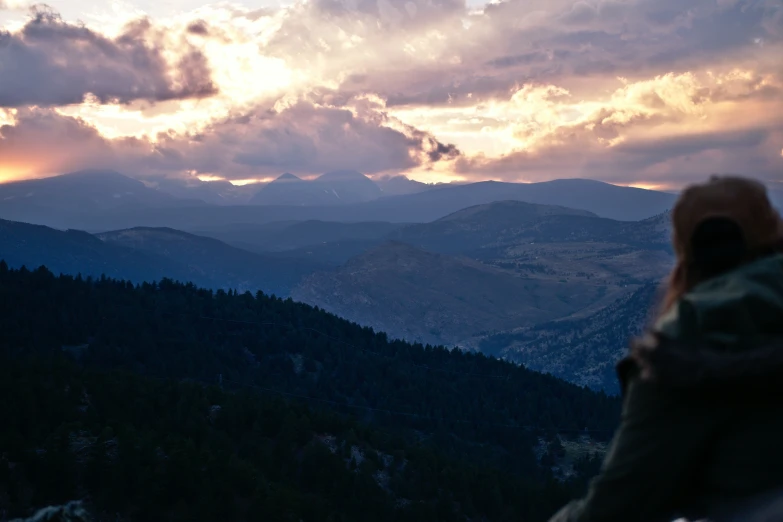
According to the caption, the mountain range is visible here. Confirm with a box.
[0,165,708,394]
[0,170,207,227]
[0,195,677,391]
[291,240,601,347]
[0,263,619,521]
[0,170,678,231]
[191,220,406,253]
[0,220,323,297]
[250,171,385,206]
[290,201,675,391]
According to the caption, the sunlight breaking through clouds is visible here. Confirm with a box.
[0,0,781,187]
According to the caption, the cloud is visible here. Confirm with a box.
[1,0,782,189]
[150,96,460,177]
[447,69,783,188]
[0,96,460,182]
[261,0,783,108]
[0,6,217,108]
[0,108,150,181]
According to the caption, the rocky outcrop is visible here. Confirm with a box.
[10,502,90,522]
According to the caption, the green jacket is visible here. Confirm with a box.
[549,254,783,522]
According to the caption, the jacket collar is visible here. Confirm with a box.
[616,333,783,397]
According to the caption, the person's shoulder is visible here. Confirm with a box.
[618,332,783,401]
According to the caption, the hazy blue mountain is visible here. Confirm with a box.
[365,179,676,223]
[0,219,324,296]
[264,239,386,266]
[0,178,676,231]
[250,170,382,206]
[248,173,320,206]
[0,218,175,282]
[96,227,327,295]
[374,175,433,196]
[388,200,598,254]
[315,170,384,202]
[190,220,406,252]
[291,204,674,351]
[150,176,258,205]
[0,170,205,217]
[196,203,671,267]
[390,203,672,257]
[292,241,611,347]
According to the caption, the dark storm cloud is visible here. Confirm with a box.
[0,6,217,108]
[186,20,209,35]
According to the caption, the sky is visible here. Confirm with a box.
[0,0,782,190]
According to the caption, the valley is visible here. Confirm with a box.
[2,4,779,519]
[289,202,675,392]
[0,173,678,393]
[291,241,603,347]
[0,170,676,231]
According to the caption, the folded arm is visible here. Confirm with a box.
[549,379,716,522]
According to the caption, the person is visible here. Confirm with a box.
[548,175,783,522]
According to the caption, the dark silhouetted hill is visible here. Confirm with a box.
[0,264,619,521]
[96,227,327,295]
[0,219,323,296]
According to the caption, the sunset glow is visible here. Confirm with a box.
[0,0,781,188]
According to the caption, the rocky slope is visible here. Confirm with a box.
[292,241,609,347]
[292,204,674,386]
[472,283,662,393]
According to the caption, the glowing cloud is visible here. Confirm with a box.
[0,0,781,188]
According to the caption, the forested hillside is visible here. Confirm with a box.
[0,262,619,521]
[0,220,323,297]
[477,283,661,393]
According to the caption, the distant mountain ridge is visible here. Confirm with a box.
[250,170,383,206]
[0,177,678,231]
[374,175,433,196]
[191,220,407,253]
[367,179,676,222]
[2,195,676,392]
[388,200,598,254]
[291,240,599,346]
[0,219,323,297]
[292,201,675,351]
[0,169,206,211]
[391,205,673,259]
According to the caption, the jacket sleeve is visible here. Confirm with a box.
[548,377,717,522]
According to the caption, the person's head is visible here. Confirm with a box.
[662,175,783,312]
